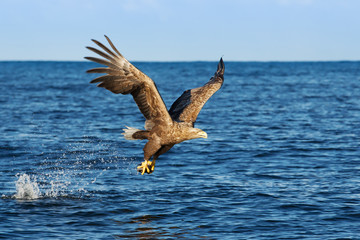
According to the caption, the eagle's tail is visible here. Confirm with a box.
[122,126,140,140]
[122,126,149,140]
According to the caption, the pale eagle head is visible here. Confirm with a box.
[190,128,208,139]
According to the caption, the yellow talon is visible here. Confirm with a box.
[137,160,155,175]
[150,160,156,171]
[137,160,150,175]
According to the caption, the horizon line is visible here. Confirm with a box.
[1,59,360,63]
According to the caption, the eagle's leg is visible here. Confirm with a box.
[137,141,161,175]
[144,144,175,174]
[147,156,158,173]
[149,158,156,172]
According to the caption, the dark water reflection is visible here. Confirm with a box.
[113,214,198,239]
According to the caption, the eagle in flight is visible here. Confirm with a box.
[85,36,224,175]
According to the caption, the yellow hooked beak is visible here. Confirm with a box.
[200,131,208,139]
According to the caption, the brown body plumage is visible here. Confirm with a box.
[85,36,225,174]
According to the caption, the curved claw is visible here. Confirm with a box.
[137,160,155,175]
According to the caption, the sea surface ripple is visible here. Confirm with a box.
[1,61,360,239]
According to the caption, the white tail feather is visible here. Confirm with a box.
[121,126,140,140]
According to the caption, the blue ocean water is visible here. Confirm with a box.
[1,61,360,239]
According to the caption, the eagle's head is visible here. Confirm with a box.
[190,128,208,139]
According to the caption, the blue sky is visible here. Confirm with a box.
[1,0,359,61]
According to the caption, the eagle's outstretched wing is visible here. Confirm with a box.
[168,58,225,126]
[85,36,172,128]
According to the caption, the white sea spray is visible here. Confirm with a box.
[14,173,41,200]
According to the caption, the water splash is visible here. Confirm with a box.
[12,158,137,200]
[9,136,138,200]
[14,173,41,200]
[13,171,87,200]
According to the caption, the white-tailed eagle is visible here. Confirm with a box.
[85,36,224,174]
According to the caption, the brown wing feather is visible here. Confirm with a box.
[85,36,172,126]
[169,58,224,125]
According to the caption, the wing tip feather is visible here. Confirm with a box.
[217,58,225,76]
[104,35,123,57]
